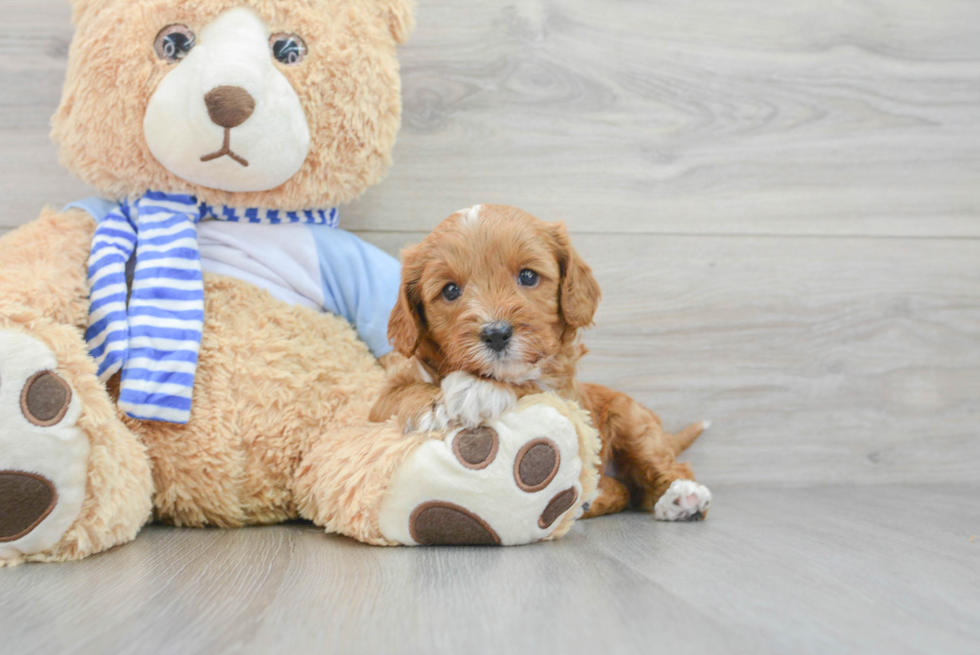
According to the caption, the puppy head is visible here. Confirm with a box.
[389,205,600,382]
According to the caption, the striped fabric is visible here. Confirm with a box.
[86,192,339,424]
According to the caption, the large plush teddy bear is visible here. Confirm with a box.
[0,0,601,565]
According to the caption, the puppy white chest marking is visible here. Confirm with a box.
[440,371,516,428]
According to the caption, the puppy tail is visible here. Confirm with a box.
[668,420,710,455]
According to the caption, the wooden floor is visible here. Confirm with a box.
[1,0,979,653]
[1,486,977,655]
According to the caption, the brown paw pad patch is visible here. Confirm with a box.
[409,501,501,546]
[0,471,58,542]
[452,427,499,470]
[539,487,578,529]
[514,438,560,492]
[21,371,72,427]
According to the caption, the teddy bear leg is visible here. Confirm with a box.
[291,417,438,546]
[0,213,154,565]
[293,393,601,546]
[0,325,154,565]
[377,394,601,546]
[0,329,91,562]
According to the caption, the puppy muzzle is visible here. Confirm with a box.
[481,321,514,354]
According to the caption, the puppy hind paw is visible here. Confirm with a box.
[654,479,712,521]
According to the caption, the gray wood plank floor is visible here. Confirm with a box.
[1,486,977,655]
[1,1,979,653]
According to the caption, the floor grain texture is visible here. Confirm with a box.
[1,486,977,655]
[1,0,979,653]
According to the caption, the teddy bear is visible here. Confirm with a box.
[0,0,602,565]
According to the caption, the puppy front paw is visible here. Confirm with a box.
[405,402,451,433]
[654,479,712,521]
[440,371,517,427]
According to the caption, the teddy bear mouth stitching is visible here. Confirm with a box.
[200,85,254,167]
[200,128,249,167]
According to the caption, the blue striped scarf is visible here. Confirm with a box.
[86,191,339,424]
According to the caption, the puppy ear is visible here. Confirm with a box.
[551,222,601,329]
[383,0,416,44]
[388,245,426,357]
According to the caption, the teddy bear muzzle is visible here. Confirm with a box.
[0,471,58,542]
[142,7,312,192]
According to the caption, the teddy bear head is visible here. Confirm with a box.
[52,0,415,211]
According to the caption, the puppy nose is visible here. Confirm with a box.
[481,322,514,353]
[204,86,256,129]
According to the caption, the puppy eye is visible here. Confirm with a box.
[155,25,196,63]
[442,283,462,302]
[270,33,308,65]
[518,269,539,287]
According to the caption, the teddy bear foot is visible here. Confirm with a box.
[0,329,90,562]
[377,400,595,546]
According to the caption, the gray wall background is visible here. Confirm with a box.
[3,0,978,486]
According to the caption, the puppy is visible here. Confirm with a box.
[370,205,711,521]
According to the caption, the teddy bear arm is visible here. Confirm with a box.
[0,208,96,330]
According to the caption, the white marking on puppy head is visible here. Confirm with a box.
[455,205,484,228]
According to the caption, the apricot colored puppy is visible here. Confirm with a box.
[372,205,712,520]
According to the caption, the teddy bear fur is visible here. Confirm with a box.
[0,210,154,564]
[0,0,601,564]
[55,0,414,210]
[0,208,601,563]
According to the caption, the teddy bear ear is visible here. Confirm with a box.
[384,0,416,44]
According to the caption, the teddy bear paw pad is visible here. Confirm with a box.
[0,329,90,560]
[379,403,588,546]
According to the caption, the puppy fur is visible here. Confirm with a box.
[370,204,709,518]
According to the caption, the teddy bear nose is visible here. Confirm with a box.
[204,85,256,129]
[481,322,514,353]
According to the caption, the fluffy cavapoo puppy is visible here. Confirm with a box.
[370,204,712,521]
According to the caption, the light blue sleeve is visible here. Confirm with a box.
[64,197,121,222]
[308,225,400,358]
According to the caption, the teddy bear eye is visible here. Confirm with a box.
[442,283,462,302]
[154,25,196,63]
[270,33,308,65]
[518,269,540,287]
